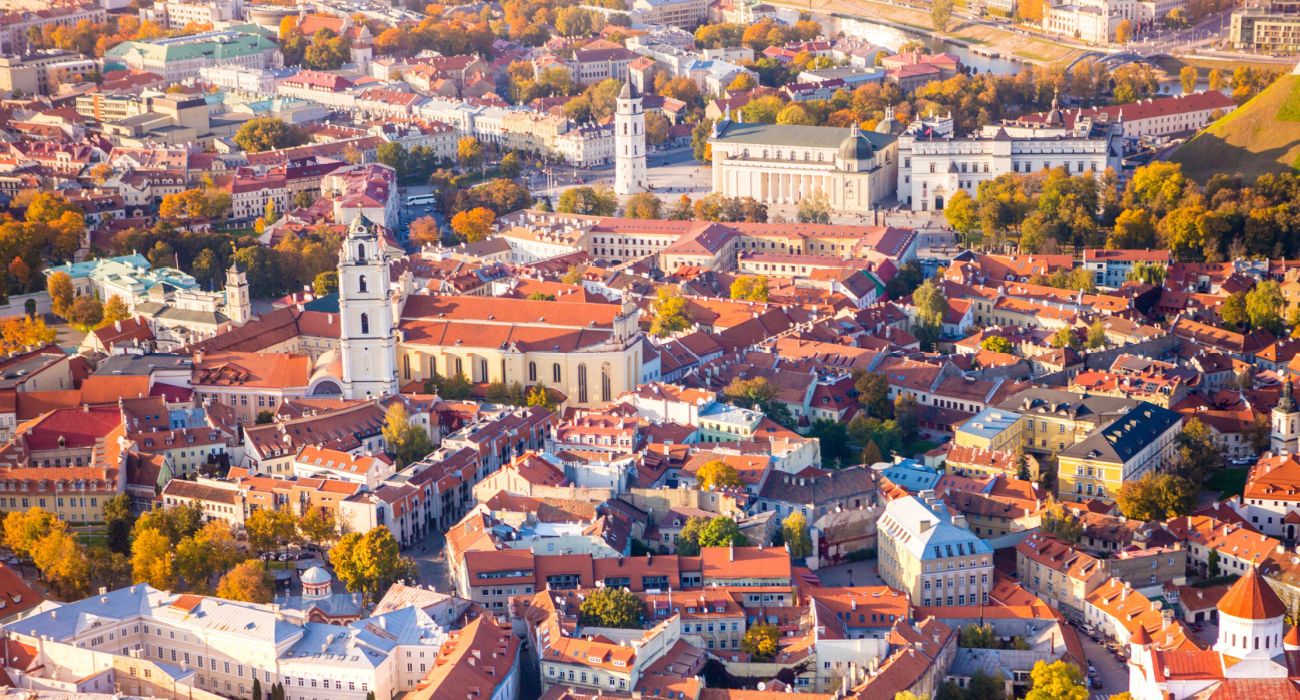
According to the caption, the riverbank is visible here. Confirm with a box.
[774,0,1089,65]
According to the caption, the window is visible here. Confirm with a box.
[358,274,367,293]
[578,364,588,403]
[553,363,561,383]
[360,313,369,335]
[601,363,612,402]
[357,243,365,260]
[528,362,536,382]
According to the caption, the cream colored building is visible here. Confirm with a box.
[877,493,994,608]
[709,120,898,213]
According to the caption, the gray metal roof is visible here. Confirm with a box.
[712,121,897,149]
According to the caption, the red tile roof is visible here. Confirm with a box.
[1218,567,1286,620]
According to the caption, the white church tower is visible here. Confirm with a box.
[224,262,250,326]
[614,82,646,196]
[338,216,399,400]
[1274,377,1300,455]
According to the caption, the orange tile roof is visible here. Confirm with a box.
[699,547,791,582]
[1217,567,1286,620]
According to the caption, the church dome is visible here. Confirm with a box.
[301,566,332,586]
[838,123,874,161]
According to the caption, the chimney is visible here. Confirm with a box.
[729,543,734,561]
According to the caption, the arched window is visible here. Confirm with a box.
[553,363,561,383]
[578,364,588,403]
[403,355,410,380]
[454,357,463,378]
[356,243,365,260]
[358,275,367,293]
[528,362,537,383]
[429,357,439,378]
[360,313,369,334]
[601,363,611,402]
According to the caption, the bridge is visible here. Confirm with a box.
[1065,50,1173,71]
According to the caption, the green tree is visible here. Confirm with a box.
[1221,292,1249,330]
[741,622,779,660]
[1049,326,1080,350]
[578,586,644,628]
[650,287,692,336]
[894,394,920,444]
[1208,548,1221,578]
[913,279,947,349]
[217,559,275,603]
[297,508,337,548]
[796,190,831,224]
[175,521,242,593]
[697,516,747,548]
[103,495,135,555]
[696,460,744,490]
[133,502,203,545]
[980,335,1013,353]
[381,402,434,468]
[960,623,997,648]
[969,671,1008,700]
[675,516,707,556]
[1086,320,1108,349]
[1247,280,1285,335]
[313,270,338,296]
[557,186,619,215]
[329,526,417,603]
[730,275,769,302]
[233,117,307,153]
[782,512,812,558]
[852,370,891,419]
[1026,660,1087,700]
[1169,418,1224,484]
[303,28,348,69]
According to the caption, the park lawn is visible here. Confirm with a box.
[1205,467,1248,499]
[75,532,107,548]
[903,439,940,458]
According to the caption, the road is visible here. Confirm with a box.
[408,530,454,594]
[1078,630,1129,698]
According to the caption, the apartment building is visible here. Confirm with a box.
[877,493,994,608]
[1056,402,1182,503]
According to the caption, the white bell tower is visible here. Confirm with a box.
[224,262,250,326]
[614,82,646,196]
[1274,377,1299,455]
[338,216,399,400]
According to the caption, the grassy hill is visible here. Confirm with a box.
[1167,73,1300,183]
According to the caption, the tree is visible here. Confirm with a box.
[782,512,811,558]
[650,287,692,336]
[526,384,556,410]
[7,257,31,294]
[696,460,744,490]
[776,103,814,125]
[691,119,714,163]
[133,502,202,545]
[131,528,176,590]
[1115,19,1133,43]
[32,529,89,599]
[382,402,434,468]
[408,216,441,248]
[245,508,297,555]
[329,526,417,603]
[1087,320,1107,349]
[697,516,747,547]
[499,151,522,179]
[1247,280,1285,335]
[47,271,73,318]
[1108,208,1156,249]
[623,192,662,219]
[1208,68,1225,90]
[1026,660,1087,700]
[255,410,275,424]
[944,189,979,244]
[1208,548,1221,578]
[913,279,947,348]
[1180,66,1198,95]
[298,508,337,548]
[103,494,134,555]
[66,295,102,331]
[303,28,348,69]
[1117,472,1196,520]
[159,188,231,220]
[1221,292,1249,330]
[253,678,262,700]
[797,190,831,224]
[1170,418,1224,484]
[557,186,619,215]
[457,137,484,170]
[450,207,496,243]
[969,671,1008,700]
[0,315,55,355]
[1049,326,1080,350]
[894,394,920,443]
[175,521,241,593]
[931,0,954,30]
[1040,503,1083,544]
[741,622,779,660]
[579,586,644,628]
[645,112,670,147]
[312,271,338,297]
[100,295,130,326]
[730,275,769,302]
[980,335,1013,354]
[217,560,274,603]
[853,370,891,419]
[3,508,61,561]
[234,117,307,153]
[675,517,707,556]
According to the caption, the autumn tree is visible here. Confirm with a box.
[853,370,892,419]
[217,560,274,603]
[329,526,416,603]
[158,188,231,220]
[313,271,338,296]
[557,186,619,215]
[303,28,348,69]
[234,117,308,153]
[697,516,747,547]
[3,508,61,561]
[1040,503,1083,543]
[382,402,434,468]
[579,586,644,628]
[912,279,947,349]
[782,512,812,558]
[1247,280,1285,335]
[245,508,297,556]
[1180,66,1198,95]
[742,622,779,660]
[1115,19,1133,43]
[730,275,769,302]
[1117,472,1196,521]
[980,335,1013,353]
[408,216,441,247]
[132,528,177,590]
[101,295,130,326]
[931,0,954,30]
[650,286,692,336]
[298,508,338,549]
[1026,660,1087,700]
[450,207,496,243]
[797,190,831,224]
[46,271,73,318]
[623,192,662,219]
[175,521,242,593]
[457,137,484,170]
[0,315,56,355]
[133,502,202,545]
[32,529,90,599]
[696,460,744,490]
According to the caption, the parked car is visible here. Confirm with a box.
[1091,677,1103,690]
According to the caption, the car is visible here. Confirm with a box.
[1087,666,1097,677]
[1091,677,1103,690]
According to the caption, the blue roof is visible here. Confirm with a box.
[880,459,941,492]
